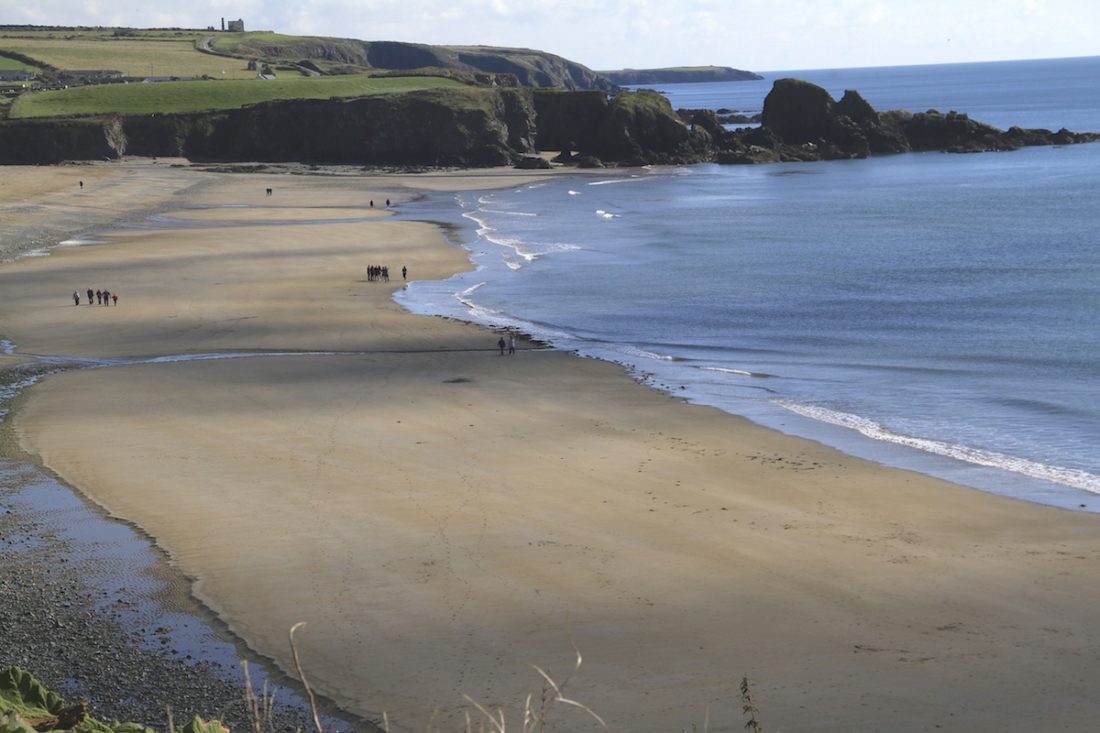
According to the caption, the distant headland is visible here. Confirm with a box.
[599,66,763,85]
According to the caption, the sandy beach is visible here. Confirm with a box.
[4,162,1100,732]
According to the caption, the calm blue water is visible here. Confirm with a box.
[398,57,1100,511]
[633,56,1100,133]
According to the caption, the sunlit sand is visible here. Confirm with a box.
[4,162,1100,732]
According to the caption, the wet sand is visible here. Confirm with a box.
[5,162,1100,732]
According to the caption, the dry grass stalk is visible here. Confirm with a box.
[241,661,262,733]
[461,695,505,733]
[460,644,606,733]
[288,622,325,733]
[167,705,175,733]
[261,680,274,732]
[740,676,762,733]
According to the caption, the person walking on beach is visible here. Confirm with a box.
[95,290,102,305]
[508,334,516,355]
[86,288,94,305]
[112,293,118,306]
[102,289,110,305]
[497,336,506,355]
[402,265,407,281]
[72,291,80,306]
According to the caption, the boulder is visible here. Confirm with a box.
[514,155,551,169]
[761,78,835,143]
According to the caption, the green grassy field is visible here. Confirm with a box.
[0,54,31,70]
[209,31,331,54]
[0,36,259,79]
[9,74,465,118]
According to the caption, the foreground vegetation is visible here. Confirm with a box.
[9,75,464,117]
[0,667,231,733]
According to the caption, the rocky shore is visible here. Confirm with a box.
[0,457,366,733]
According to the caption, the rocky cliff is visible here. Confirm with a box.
[0,78,1094,168]
[0,87,536,167]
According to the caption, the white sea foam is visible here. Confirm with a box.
[567,190,581,196]
[464,210,578,262]
[587,176,646,186]
[460,282,486,297]
[701,366,767,378]
[58,237,106,247]
[480,209,538,217]
[454,282,507,322]
[614,345,677,362]
[778,401,1100,494]
[0,340,15,356]
[595,209,619,219]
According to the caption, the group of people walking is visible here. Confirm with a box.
[73,288,118,306]
[366,265,408,282]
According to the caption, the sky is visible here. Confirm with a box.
[2,0,1098,72]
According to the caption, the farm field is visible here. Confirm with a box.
[0,54,30,70]
[9,74,466,117]
[0,36,257,79]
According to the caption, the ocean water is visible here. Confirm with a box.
[633,55,1100,133]
[397,56,1100,511]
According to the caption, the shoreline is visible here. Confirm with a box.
[4,161,1100,732]
[0,457,356,733]
[394,163,1100,515]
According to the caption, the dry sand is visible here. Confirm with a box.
[5,163,1100,733]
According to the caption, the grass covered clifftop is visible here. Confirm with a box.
[0,26,614,92]
[9,75,462,117]
[210,33,615,90]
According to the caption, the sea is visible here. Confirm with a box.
[396,55,1100,512]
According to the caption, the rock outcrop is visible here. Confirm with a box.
[700,77,1097,164]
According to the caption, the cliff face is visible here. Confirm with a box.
[0,119,113,164]
[0,79,1094,168]
[0,88,694,167]
[0,88,537,167]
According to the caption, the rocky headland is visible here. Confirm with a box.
[0,77,1094,168]
[599,65,763,84]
